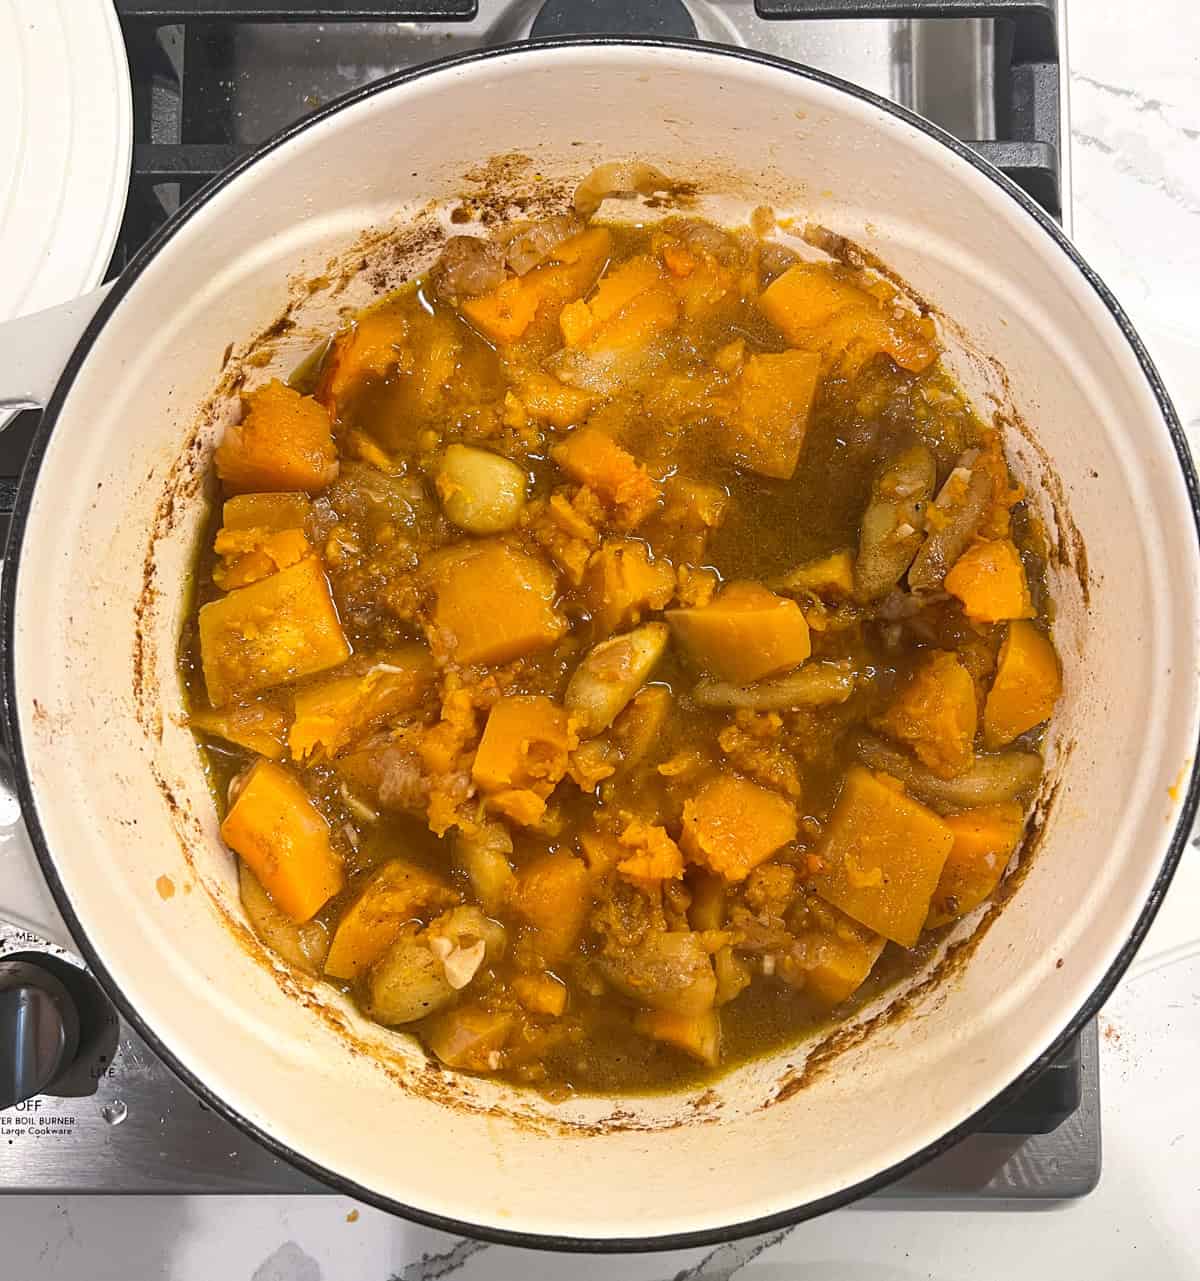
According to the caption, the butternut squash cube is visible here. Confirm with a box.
[213,527,311,591]
[221,760,343,923]
[215,380,339,495]
[518,373,594,427]
[462,227,613,345]
[785,906,887,1006]
[317,307,409,411]
[222,492,315,533]
[584,540,675,635]
[812,766,954,947]
[728,350,822,480]
[509,852,592,962]
[323,858,457,980]
[667,581,811,684]
[633,1007,721,1066]
[926,801,1025,928]
[778,549,855,599]
[759,263,937,375]
[983,620,1062,748]
[512,972,568,1017]
[944,538,1035,625]
[426,1006,515,1071]
[680,775,798,882]
[552,428,661,529]
[199,556,352,708]
[874,650,977,779]
[289,646,436,761]
[427,539,566,666]
[471,695,573,793]
[189,700,289,760]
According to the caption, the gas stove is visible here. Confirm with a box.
[0,0,1098,1206]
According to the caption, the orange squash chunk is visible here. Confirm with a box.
[471,695,573,793]
[667,581,811,684]
[728,350,822,480]
[323,858,457,980]
[427,539,566,666]
[199,556,351,708]
[584,539,675,635]
[510,852,592,962]
[316,307,409,411]
[944,538,1035,625]
[634,1008,721,1066]
[221,760,343,923]
[759,262,937,375]
[812,766,953,947]
[786,906,887,1006]
[213,527,311,591]
[289,646,436,762]
[189,700,289,760]
[559,255,678,353]
[512,972,568,1017]
[926,801,1025,928]
[983,620,1061,747]
[875,650,977,779]
[221,492,314,532]
[681,776,798,882]
[215,380,339,495]
[552,428,662,529]
[462,227,612,345]
[616,820,685,885]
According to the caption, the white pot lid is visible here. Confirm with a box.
[0,0,131,322]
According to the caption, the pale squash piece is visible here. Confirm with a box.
[983,621,1062,748]
[509,852,592,962]
[926,801,1025,928]
[944,538,1035,625]
[512,972,568,1017]
[221,492,314,532]
[584,540,675,635]
[471,695,573,793]
[552,428,661,529]
[199,556,351,708]
[727,350,822,480]
[758,262,937,375]
[680,775,798,882]
[874,650,977,780]
[189,700,289,760]
[518,372,594,427]
[220,760,343,923]
[323,859,457,980]
[289,646,436,761]
[215,380,339,495]
[667,581,811,684]
[426,1005,515,1071]
[782,904,886,1006]
[812,766,953,947]
[427,539,566,666]
[633,1008,721,1066]
[777,549,855,599]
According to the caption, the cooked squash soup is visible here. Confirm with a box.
[180,208,1060,1091]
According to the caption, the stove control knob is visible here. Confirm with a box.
[0,959,81,1110]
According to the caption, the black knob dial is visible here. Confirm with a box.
[0,960,81,1110]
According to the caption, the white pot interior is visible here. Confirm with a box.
[9,44,1198,1241]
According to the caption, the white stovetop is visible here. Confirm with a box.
[4,2,1200,1276]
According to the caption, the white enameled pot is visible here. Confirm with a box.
[0,39,1196,1250]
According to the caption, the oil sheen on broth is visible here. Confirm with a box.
[179,204,1062,1093]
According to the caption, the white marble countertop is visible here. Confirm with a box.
[4,2,1200,1276]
